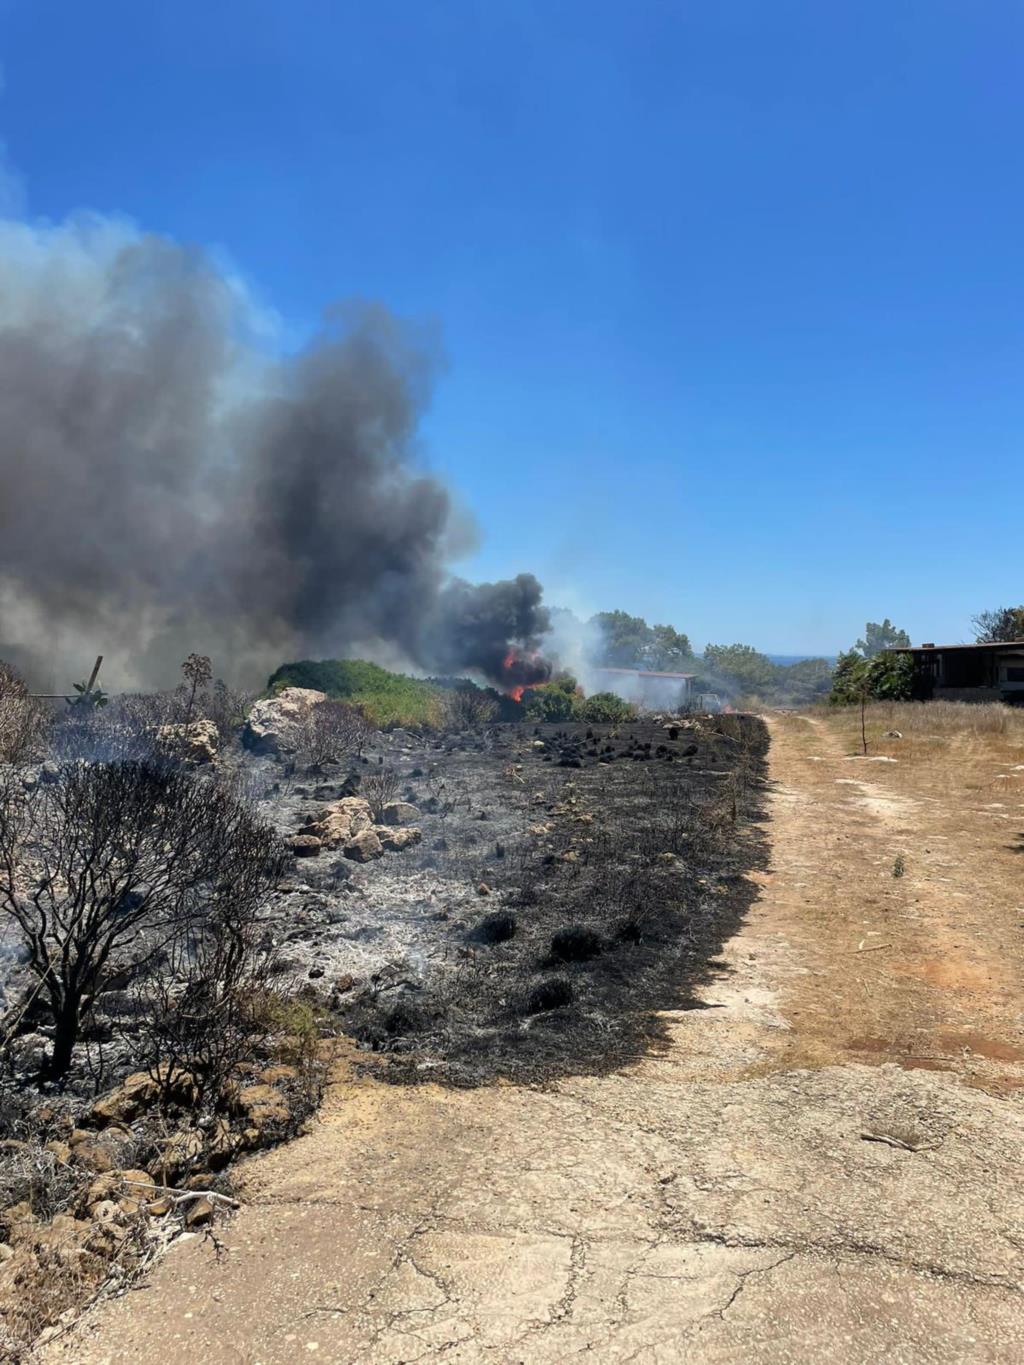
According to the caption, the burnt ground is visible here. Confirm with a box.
[259,713,768,1085]
[51,708,1024,1365]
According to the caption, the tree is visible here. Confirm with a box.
[590,611,654,668]
[590,612,692,671]
[0,760,282,1080]
[648,624,693,670]
[854,620,911,658]
[972,606,1024,643]
[703,643,777,693]
[829,649,914,706]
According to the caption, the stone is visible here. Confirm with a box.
[90,1072,159,1125]
[70,1139,116,1174]
[379,800,420,826]
[344,828,384,863]
[90,1067,195,1125]
[86,1169,156,1208]
[287,834,323,858]
[185,1197,215,1228]
[303,796,374,849]
[377,825,423,852]
[242,687,328,756]
[234,1083,291,1128]
[151,1128,204,1181]
[259,1064,299,1086]
[156,719,219,764]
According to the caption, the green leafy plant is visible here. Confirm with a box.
[68,680,108,709]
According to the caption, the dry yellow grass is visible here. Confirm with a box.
[823,701,1024,793]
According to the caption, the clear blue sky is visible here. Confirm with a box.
[1,0,1020,655]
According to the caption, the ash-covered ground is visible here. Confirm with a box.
[256,714,769,1085]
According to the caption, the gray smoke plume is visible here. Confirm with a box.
[0,214,548,691]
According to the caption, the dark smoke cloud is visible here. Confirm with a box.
[0,215,547,691]
[427,573,550,682]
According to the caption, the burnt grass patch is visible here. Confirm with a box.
[333,713,769,1085]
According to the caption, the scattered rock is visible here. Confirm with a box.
[90,1068,195,1125]
[258,1064,299,1086]
[184,1197,215,1228]
[156,719,219,764]
[243,687,328,756]
[304,796,374,849]
[344,828,384,863]
[233,1084,291,1129]
[288,833,323,858]
[379,800,420,826]
[377,825,422,852]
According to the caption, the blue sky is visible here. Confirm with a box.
[1,0,1020,655]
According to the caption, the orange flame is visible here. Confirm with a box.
[503,649,524,701]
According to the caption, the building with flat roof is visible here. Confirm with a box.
[888,641,1024,704]
[592,667,695,709]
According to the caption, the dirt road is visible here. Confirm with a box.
[49,714,1024,1363]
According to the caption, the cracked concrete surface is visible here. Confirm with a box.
[46,714,1024,1363]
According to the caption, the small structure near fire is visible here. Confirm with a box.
[890,641,1024,704]
[592,667,696,710]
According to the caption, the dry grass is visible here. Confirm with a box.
[821,700,1024,803]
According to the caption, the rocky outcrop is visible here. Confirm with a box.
[380,800,420,826]
[155,719,219,764]
[301,796,374,849]
[287,833,323,857]
[242,687,328,756]
[377,826,422,852]
[344,828,384,862]
[292,797,421,862]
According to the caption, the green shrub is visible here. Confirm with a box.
[577,691,636,723]
[523,683,578,722]
[829,649,914,706]
[267,659,443,728]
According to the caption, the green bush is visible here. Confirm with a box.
[829,649,914,706]
[266,659,443,728]
[577,691,636,723]
[523,682,578,722]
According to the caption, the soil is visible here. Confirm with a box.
[41,711,1024,1363]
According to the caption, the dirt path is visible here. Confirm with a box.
[48,715,1024,1363]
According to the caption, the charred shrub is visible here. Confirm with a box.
[0,660,50,762]
[440,686,499,730]
[524,977,574,1014]
[295,698,370,770]
[549,926,603,963]
[361,767,400,820]
[0,760,284,1080]
[471,911,517,945]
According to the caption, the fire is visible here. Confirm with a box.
[501,647,550,703]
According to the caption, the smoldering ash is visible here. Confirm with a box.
[0,216,548,690]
